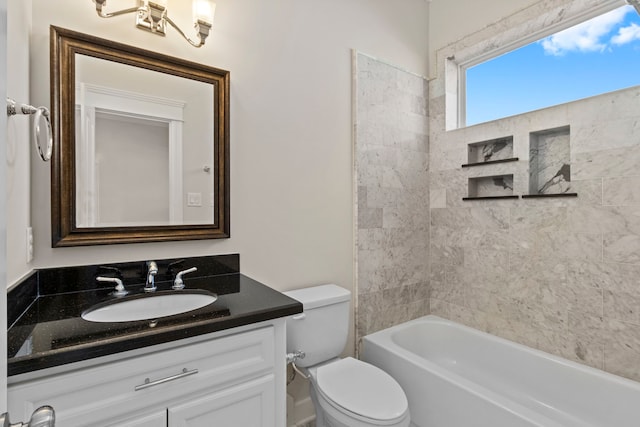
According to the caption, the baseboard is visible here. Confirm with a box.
[292,396,315,427]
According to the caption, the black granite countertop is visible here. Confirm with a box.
[7,255,302,377]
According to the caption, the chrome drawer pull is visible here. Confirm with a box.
[135,368,199,391]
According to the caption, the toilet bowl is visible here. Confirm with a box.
[284,285,410,427]
[308,357,410,427]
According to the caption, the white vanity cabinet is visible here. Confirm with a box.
[8,320,287,427]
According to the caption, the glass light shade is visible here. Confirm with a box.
[193,0,215,24]
[146,0,168,8]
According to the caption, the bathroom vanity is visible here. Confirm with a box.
[6,254,302,426]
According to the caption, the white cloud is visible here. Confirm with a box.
[541,7,631,56]
[612,22,640,45]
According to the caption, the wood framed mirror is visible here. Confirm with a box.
[50,26,229,247]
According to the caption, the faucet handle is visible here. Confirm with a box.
[173,267,197,290]
[97,276,128,297]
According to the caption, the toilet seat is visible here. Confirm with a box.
[312,357,409,425]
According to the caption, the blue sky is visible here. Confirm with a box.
[466,5,640,126]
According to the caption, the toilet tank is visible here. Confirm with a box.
[283,284,351,368]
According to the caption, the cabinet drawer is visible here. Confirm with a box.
[8,326,275,427]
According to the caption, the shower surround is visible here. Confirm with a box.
[353,52,430,349]
[429,0,640,382]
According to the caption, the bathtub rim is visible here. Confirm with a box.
[363,315,640,392]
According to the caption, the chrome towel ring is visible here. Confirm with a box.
[6,97,53,162]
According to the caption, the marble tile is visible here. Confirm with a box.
[397,149,428,172]
[358,207,383,230]
[564,206,631,234]
[567,311,607,347]
[431,226,510,252]
[566,260,640,292]
[431,145,466,171]
[508,256,568,285]
[567,86,640,125]
[483,311,541,350]
[430,188,446,209]
[571,117,640,154]
[510,230,603,262]
[431,206,509,230]
[604,234,640,264]
[358,146,398,168]
[510,206,568,231]
[572,145,640,181]
[430,169,466,191]
[603,176,640,207]
[430,263,465,305]
[603,319,640,381]
[356,165,383,188]
[359,227,429,252]
[535,326,604,370]
[566,179,602,205]
[604,290,640,325]
[430,298,487,330]
[430,242,464,266]
[365,187,401,209]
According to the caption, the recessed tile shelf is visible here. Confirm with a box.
[467,136,514,165]
[467,174,514,199]
[461,157,519,168]
[529,126,572,195]
[522,193,578,198]
[463,195,519,201]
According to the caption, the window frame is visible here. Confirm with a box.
[448,0,627,130]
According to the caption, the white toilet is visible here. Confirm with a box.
[284,284,410,427]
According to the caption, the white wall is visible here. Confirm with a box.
[25,0,429,293]
[6,0,32,285]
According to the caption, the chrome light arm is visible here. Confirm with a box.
[92,0,212,47]
[165,16,211,47]
[93,0,140,18]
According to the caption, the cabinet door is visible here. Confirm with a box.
[168,375,275,427]
[106,410,167,427]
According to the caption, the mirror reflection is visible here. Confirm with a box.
[74,55,215,227]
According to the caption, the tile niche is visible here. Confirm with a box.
[463,136,518,200]
[526,125,577,198]
[463,136,517,167]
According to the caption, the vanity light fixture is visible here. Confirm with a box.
[92,0,216,48]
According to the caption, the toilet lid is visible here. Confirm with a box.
[315,357,408,421]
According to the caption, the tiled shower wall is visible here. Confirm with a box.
[429,0,640,381]
[354,53,430,349]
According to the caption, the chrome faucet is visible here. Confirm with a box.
[173,267,197,290]
[145,261,158,292]
[97,276,128,297]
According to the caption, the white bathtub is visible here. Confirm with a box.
[362,315,640,427]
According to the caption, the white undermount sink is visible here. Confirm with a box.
[82,291,218,323]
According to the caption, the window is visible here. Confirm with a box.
[464,4,640,127]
